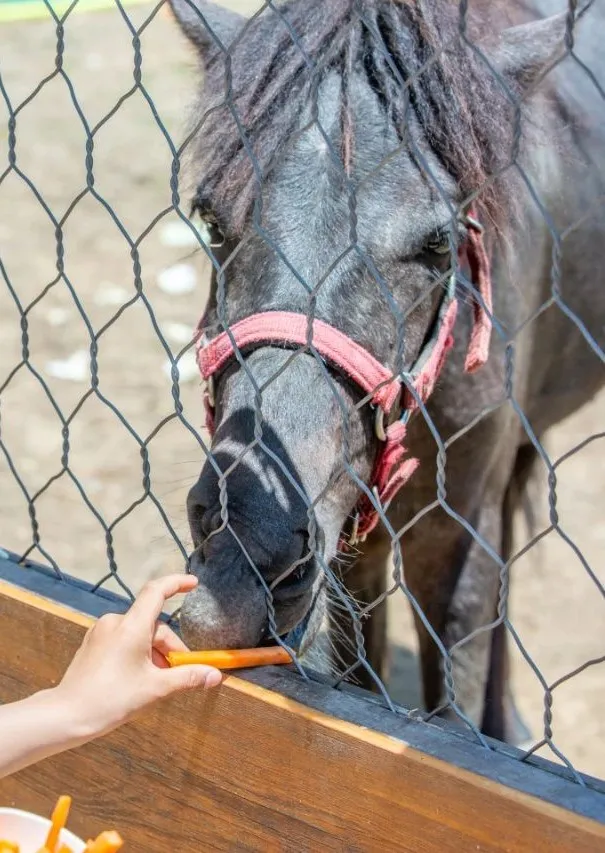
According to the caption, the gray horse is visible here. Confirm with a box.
[168,0,604,745]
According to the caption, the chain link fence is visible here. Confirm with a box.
[0,0,604,788]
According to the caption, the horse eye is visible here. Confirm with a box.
[205,221,225,248]
[191,203,226,249]
[426,233,450,256]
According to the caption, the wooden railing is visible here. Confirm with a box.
[1,554,604,852]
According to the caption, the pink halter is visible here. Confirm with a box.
[195,211,492,548]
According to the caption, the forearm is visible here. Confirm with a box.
[0,688,93,780]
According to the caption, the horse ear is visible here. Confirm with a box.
[168,0,246,55]
[487,14,568,94]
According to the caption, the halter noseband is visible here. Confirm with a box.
[196,209,492,548]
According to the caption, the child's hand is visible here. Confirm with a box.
[55,574,222,738]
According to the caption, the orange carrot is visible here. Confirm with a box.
[167,646,292,669]
[45,796,72,853]
[82,831,123,853]
[0,842,19,852]
[57,846,73,853]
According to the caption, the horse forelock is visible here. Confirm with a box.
[191,0,539,235]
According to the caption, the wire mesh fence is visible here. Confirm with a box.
[0,0,604,788]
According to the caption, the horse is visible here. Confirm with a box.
[167,0,605,745]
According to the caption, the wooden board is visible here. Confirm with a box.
[1,563,605,852]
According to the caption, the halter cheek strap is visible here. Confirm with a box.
[351,292,459,546]
[196,210,492,548]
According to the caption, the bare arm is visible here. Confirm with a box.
[0,688,94,780]
[0,574,221,779]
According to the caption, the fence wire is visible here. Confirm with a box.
[0,0,604,787]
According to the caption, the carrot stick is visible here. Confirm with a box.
[82,831,123,853]
[166,646,292,669]
[57,846,73,853]
[0,842,19,852]
[45,796,72,853]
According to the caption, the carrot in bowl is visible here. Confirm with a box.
[166,646,292,670]
[83,831,123,853]
[45,795,72,853]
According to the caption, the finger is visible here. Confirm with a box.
[152,647,171,669]
[126,574,198,633]
[152,623,190,660]
[160,664,223,695]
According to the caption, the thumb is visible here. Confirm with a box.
[160,664,223,696]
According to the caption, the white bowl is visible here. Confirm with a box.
[0,807,86,852]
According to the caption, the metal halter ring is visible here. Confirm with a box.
[374,406,387,442]
[464,214,484,234]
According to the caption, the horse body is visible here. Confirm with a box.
[168,0,605,744]
[379,4,605,740]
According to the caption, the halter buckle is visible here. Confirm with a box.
[347,486,383,547]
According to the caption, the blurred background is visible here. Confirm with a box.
[0,0,603,781]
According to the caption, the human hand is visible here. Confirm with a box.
[54,574,222,739]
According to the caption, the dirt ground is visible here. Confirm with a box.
[0,1,603,784]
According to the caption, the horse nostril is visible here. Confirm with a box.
[187,492,223,546]
[271,562,313,603]
[270,531,314,601]
[200,507,224,539]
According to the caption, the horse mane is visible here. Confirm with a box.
[188,0,531,235]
